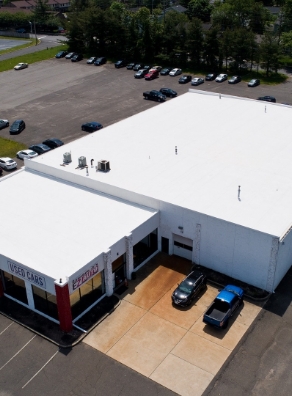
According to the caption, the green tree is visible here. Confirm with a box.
[260,32,280,76]
[186,18,204,66]
[203,27,219,68]
[187,0,213,22]
[32,0,50,25]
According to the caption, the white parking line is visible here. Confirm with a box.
[0,322,13,335]
[22,350,59,389]
[0,335,36,371]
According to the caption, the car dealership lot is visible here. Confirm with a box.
[84,254,262,396]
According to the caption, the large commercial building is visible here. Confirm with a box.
[1,90,292,331]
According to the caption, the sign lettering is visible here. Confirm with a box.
[7,261,46,289]
[72,264,99,290]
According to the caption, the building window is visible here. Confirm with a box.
[112,254,126,289]
[32,285,58,319]
[173,241,193,251]
[70,271,105,319]
[133,228,158,268]
[1,270,28,305]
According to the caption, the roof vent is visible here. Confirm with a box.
[63,152,72,163]
[78,156,87,168]
[98,160,110,172]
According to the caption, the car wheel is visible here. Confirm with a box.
[222,319,229,329]
[158,98,161,102]
[145,97,148,100]
[170,94,173,98]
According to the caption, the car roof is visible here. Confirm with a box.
[0,157,12,161]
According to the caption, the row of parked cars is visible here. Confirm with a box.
[172,268,244,330]
[55,51,107,66]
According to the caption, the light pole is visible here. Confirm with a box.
[29,20,37,46]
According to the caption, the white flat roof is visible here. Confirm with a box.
[27,90,292,237]
[0,170,157,280]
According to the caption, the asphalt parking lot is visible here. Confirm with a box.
[1,57,292,177]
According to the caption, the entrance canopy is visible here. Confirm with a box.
[0,169,158,281]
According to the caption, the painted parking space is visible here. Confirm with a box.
[84,254,263,396]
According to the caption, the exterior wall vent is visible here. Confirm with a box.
[63,152,72,163]
[78,156,87,168]
[98,160,110,172]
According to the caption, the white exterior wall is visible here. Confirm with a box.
[275,229,292,290]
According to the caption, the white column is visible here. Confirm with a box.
[103,250,113,296]
[125,234,134,278]
[193,223,201,264]
[25,281,35,309]
[266,237,279,292]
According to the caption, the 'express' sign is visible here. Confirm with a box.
[7,261,46,289]
[72,263,99,290]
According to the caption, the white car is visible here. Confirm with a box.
[169,68,182,76]
[0,119,9,130]
[215,73,228,82]
[0,157,17,170]
[14,63,28,70]
[17,149,38,160]
[150,65,162,72]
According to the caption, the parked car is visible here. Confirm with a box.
[134,69,148,79]
[14,63,28,70]
[94,57,107,66]
[0,119,9,130]
[143,90,166,102]
[160,67,172,76]
[215,74,228,82]
[115,59,127,68]
[55,51,68,59]
[65,52,76,59]
[203,285,244,329]
[179,75,192,84]
[133,63,144,71]
[87,57,97,64]
[248,79,260,87]
[0,157,17,170]
[205,73,217,81]
[71,53,83,62]
[143,65,152,72]
[169,68,182,76]
[42,138,64,149]
[16,28,26,33]
[81,122,103,132]
[145,69,159,80]
[172,269,207,307]
[191,77,204,86]
[127,62,135,70]
[150,65,162,72]
[17,149,38,159]
[159,88,177,98]
[228,75,241,84]
[257,96,276,103]
[28,144,51,155]
[10,119,25,134]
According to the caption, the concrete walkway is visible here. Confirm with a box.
[84,254,263,396]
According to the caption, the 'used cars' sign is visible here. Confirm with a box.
[72,264,99,290]
[7,260,46,289]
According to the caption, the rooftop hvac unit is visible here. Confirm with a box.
[78,156,87,168]
[63,152,72,163]
[98,160,110,172]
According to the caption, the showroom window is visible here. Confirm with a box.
[32,285,58,319]
[70,271,105,319]
[133,228,158,268]
[1,270,28,305]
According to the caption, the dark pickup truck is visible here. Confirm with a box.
[203,285,244,329]
[143,90,166,102]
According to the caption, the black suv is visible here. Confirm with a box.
[10,119,25,134]
[172,269,207,307]
[42,138,64,149]
[115,59,127,68]
[71,53,83,62]
[94,57,107,66]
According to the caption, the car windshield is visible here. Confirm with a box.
[7,160,14,163]
[178,280,192,294]
[28,151,35,155]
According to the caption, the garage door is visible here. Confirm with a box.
[173,234,193,260]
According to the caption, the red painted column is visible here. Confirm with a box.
[0,276,4,297]
[54,280,73,333]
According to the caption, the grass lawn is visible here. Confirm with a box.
[0,44,68,72]
[0,136,26,158]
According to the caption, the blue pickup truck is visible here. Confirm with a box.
[203,285,244,329]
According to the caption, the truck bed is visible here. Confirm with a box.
[204,300,230,322]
